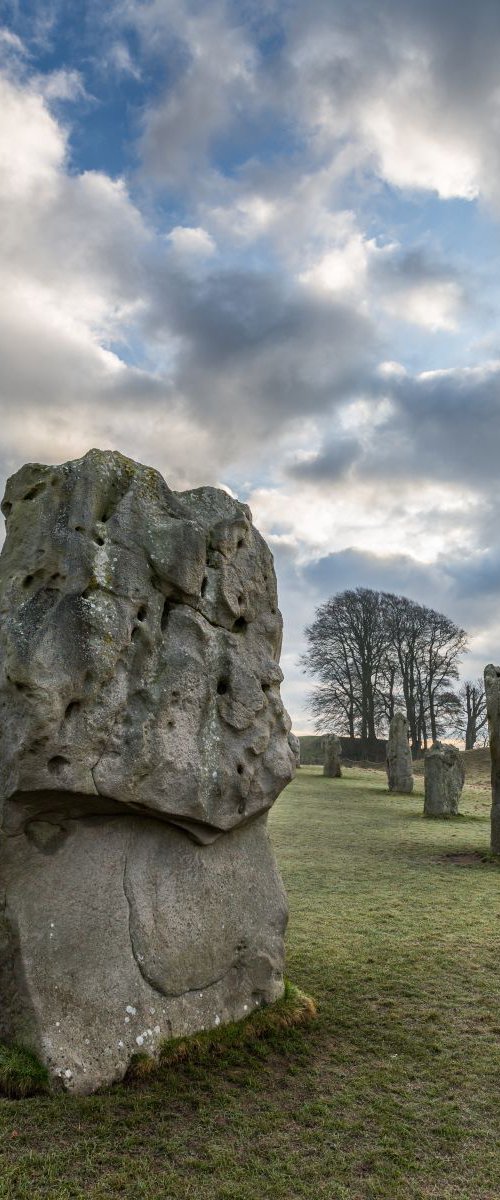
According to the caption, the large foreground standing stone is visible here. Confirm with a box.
[423,741,464,816]
[484,664,500,852]
[323,734,342,778]
[0,449,295,1093]
[386,712,413,794]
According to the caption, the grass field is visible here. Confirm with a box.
[1,762,500,1199]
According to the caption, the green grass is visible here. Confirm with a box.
[127,980,316,1079]
[0,1044,49,1099]
[1,765,499,1199]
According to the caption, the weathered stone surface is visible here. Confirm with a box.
[288,732,300,767]
[0,449,295,1092]
[423,740,464,817]
[386,712,413,794]
[323,734,342,778]
[484,664,500,852]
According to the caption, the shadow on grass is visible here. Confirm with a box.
[126,980,317,1086]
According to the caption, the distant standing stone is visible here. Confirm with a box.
[288,732,301,767]
[324,734,342,778]
[386,712,413,794]
[484,664,500,852]
[424,741,464,816]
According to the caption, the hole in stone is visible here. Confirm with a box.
[81,587,95,600]
[74,525,85,533]
[167,719,175,729]
[161,599,174,632]
[22,575,34,588]
[65,701,80,719]
[270,606,276,615]
[2,502,12,516]
[237,764,244,775]
[137,605,147,622]
[238,594,244,605]
[23,483,46,502]
[131,626,141,643]
[48,755,69,775]
[94,536,105,547]
[201,576,208,597]
[101,513,109,523]
[217,678,229,695]
[9,678,30,693]
[261,681,271,693]
[171,689,180,702]
[237,538,244,549]
[232,616,247,633]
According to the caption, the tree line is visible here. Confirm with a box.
[302,587,486,756]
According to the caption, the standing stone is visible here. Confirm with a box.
[386,712,413,794]
[484,664,500,852]
[423,741,464,816]
[288,732,300,767]
[324,734,342,778]
[0,449,296,1093]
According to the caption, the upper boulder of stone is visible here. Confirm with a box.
[0,449,295,841]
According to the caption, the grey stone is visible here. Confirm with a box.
[386,712,413,794]
[0,449,295,1093]
[423,740,464,817]
[484,664,500,852]
[323,734,342,778]
[288,732,300,767]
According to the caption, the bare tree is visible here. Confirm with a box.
[382,593,427,753]
[421,607,468,743]
[303,587,468,757]
[302,588,387,753]
[454,679,488,749]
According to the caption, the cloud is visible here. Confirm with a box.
[3,0,500,733]
[0,26,27,57]
[37,67,90,104]
[0,65,378,490]
[167,225,216,260]
[120,0,258,187]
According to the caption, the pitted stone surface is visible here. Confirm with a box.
[423,740,464,817]
[0,450,294,1092]
[323,734,342,778]
[484,664,500,852]
[386,712,413,794]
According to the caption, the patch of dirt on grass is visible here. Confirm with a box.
[440,851,491,868]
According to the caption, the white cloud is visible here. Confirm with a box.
[0,74,65,197]
[0,27,26,56]
[38,68,90,103]
[167,225,216,258]
[107,40,141,80]
[298,231,374,296]
[382,278,463,332]
[361,96,480,201]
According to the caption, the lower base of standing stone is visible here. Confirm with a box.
[0,799,287,1094]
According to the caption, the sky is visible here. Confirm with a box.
[1,0,500,731]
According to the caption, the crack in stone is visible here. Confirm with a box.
[121,850,236,1001]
